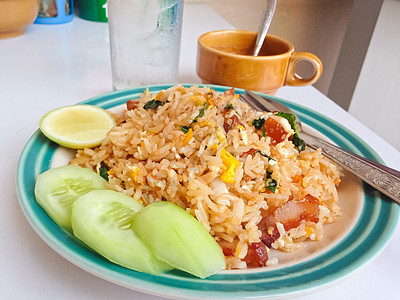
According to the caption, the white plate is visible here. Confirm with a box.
[16,84,399,299]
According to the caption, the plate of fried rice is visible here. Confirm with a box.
[17,84,399,299]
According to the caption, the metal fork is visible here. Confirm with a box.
[239,90,400,204]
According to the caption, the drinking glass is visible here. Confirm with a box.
[107,0,184,90]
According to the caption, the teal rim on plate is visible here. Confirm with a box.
[16,84,399,299]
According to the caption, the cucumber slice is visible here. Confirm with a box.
[134,201,226,278]
[71,190,172,275]
[35,165,107,232]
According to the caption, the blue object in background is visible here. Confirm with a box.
[35,0,74,24]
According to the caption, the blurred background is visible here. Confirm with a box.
[2,0,398,151]
[187,0,400,151]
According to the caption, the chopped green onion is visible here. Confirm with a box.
[255,150,275,162]
[193,102,208,123]
[180,125,191,134]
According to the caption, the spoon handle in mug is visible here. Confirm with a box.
[253,0,276,56]
[301,132,400,204]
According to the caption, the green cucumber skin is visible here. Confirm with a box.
[134,201,226,279]
[71,190,172,275]
[36,166,226,277]
[34,165,107,232]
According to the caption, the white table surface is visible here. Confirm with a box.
[1,3,399,300]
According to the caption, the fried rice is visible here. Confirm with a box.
[70,85,342,269]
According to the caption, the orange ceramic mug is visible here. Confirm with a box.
[196,30,323,95]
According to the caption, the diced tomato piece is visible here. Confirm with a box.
[223,87,235,96]
[242,148,257,158]
[126,100,139,111]
[264,117,287,144]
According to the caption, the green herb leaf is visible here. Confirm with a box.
[292,135,306,152]
[275,112,298,132]
[265,178,277,193]
[99,161,109,181]
[265,170,277,193]
[275,112,306,152]
[180,125,191,134]
[143,99,169,110]
[225,104,234,110]
[252,118,265,130]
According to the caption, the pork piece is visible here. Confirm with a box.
[259,194,320,245]
[273,194,320,230]
[260,227,280,248]
[244,242,269,267]
[220,241,269,268]
[222,246,235,257]
[223,114,244,132]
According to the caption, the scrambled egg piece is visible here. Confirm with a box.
[220,148,240,183]
[216,127,227,145]
[182,128,193,145]
[190,95,206,105]
[130,166,139,182]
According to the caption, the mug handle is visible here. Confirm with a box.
[285,52,323,86]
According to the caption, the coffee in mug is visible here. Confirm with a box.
[196,30,322,95]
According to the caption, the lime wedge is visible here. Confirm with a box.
[39,105,116,149]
